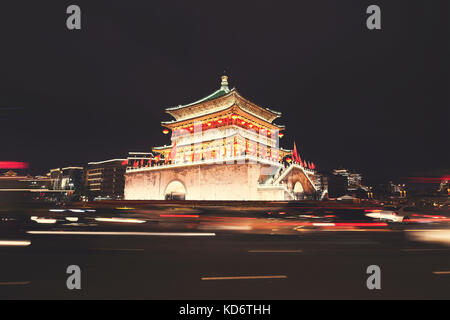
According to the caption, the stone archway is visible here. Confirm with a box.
[164,180,186,200]
[293,181,304,200]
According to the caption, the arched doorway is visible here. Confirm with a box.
[293,181,304,200]
[164,180,186,200]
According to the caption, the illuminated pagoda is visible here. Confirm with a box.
[125,76,319,200]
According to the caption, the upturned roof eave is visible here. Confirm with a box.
[161,105,285,130]
[165,88,233,113]
[165,88,282,122]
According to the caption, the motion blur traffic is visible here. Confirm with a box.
[0,200,449,299]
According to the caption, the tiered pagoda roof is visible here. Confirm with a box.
[162,76,283,127]
[153,76,292,158]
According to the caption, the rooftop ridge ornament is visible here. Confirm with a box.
[220,75,230,92]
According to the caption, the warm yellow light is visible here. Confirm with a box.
[30,216,56,224]
[95,218,146,224]
[0,240,31,246]
[162,129,169,134]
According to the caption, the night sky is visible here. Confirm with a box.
[1,1,448,185]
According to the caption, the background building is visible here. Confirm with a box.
[326,173,348,199]
[0,170,58,202]
[48,167,84,190]
[333,168,363,191]
[86,159,126,200]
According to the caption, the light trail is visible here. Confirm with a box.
[0,240,31,246]
[159,214,199,218]
[432,271,450,275]
[26,231,216,237]
[30,216,57,224]
[94,217,146,224]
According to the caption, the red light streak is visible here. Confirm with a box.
[0,161,29,169]
[408,218,450,223]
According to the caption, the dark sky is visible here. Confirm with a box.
[0,0,448,185]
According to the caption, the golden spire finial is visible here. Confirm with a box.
[220,74,229,91]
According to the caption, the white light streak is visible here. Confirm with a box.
[0,240,31,246]
[94,217,146,224]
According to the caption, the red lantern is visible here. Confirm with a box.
[278,132,284,138]
[162,129,169,134]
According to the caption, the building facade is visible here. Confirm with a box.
[86,159,126,199]
[333,168,362,191]
[48,167,84,191]
[125,76,318,201]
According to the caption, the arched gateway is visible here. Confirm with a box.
[293,181,304,200]
[164,180,186,200]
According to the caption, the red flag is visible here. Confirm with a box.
[311,162,316,170]
[293,142,299,163]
